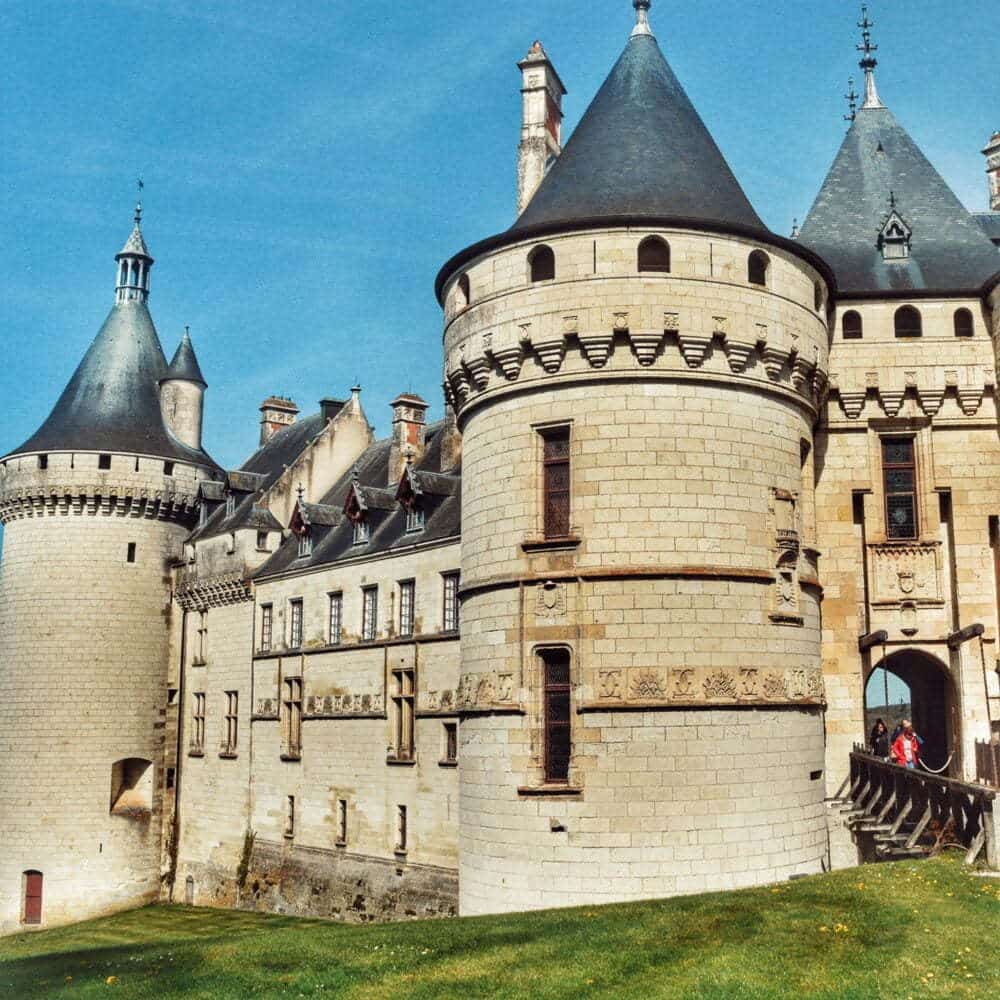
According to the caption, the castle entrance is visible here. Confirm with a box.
[865,650,959,774]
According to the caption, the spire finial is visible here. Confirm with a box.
[632,0,653,37]
[857,6,884,109]
[844,77,859,124]
[297,482,305,504]
[791,219,799,239]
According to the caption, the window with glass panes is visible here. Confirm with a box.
[282,677,302,757]
[222,691,238,754]
[391,668,416,759]
[442,572,460,632]
[883,438,919,540]
[443,722,458,763]
[260,605,273,652]
[328,593,343,645]
[399,580,415,638]
[289,599,303,649]
[541,427,570,538]
[191,693,206,753]
[362,586,378,642]
[541,649,571,783]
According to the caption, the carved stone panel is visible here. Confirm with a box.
[869,542,942,606]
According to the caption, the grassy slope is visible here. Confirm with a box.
[1,857,997,1000]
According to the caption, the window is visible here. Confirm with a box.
[529,244,555,283]
[954,308,974,338]
[391,668,416,760]
[882,438,919,540]
[458,273,471,308]
[195,611,207,665]
[222,691,238,755]
[353,519,370,545]
[284,795,295,838]
[336,798,348,846]
[405,506,425,533]
[225,493,236,518]
[191,693,206,754]
[297,532,312,558]
[541,649,572,783]
[164,461,175,476]
[328,593,343,645]
[399,580,415,638]
[22,872,43,926]
[199,504,209,527]
[362,586,378,642]
[395,804,408,853]
[260,604,273,652]
[541,427,571,539]
[282,677,303,758]
[748,250,769,286]
[37,455,48,471]
[442,573,460,632]
[98,454,112,471]
[842,310,863,340]
[442,722,458,765]
[289,599,303,649]
[126,542,136,564]
[894,305,922,338]
[637,236,671,273]
[256,531,270,551]
[814,283,825,312]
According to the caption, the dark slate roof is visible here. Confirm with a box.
[186,492,282,544]
[162,330,207,386]
[973,213,1000,245]
[256,422,461,579]
[4,301,218,467]
[799,107,1000,295]
[510,33,766,236]
[239,412,328,492]
[297,502,343,528]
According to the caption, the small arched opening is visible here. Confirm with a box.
[528,245,555,283]
[637,236,671,273]
[894,305,922,338]
[110,758,153,819]
[865,650,959,774]
[953,308,974,338]
[457,273,471,309]
[747,250,769,287]
[842,310,863,340]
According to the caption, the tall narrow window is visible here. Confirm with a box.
[336,798,348,846]
[164,461,175,477]
[289,599,303,649]
[353,519,370,545]
[529,244,555,283]
[328,593,343,645]
[260,604,273,652]
[541,427,571,538]
[405,505,425,533]
[284,795,295,838]
[225,493,236,517]
[222,691,238,756]
[195,611,208,665]
[297,532,312,558]
[399,580,415,638]
[37,455,48,471]
[395,805,408,853]
[126,542,137,564]
[282,677,303,759]
[954,308,974,337]
[458,273,471,308]
[257,530,270,551]
[842,310,863,340]
[22,872,43,926]
[748,250,769,287]
[894,305,922,338]
[362,586,378,642]
[442,573,460,632]
[442,722,458,764]
[882,438,919,540]
[541,649,572,784]
[391,668,416,760]
[190,693,206,754]
[637,236,671,273]
[98,454,112,471]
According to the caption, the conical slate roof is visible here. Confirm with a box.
[118,222,152,259]
[511,32,767,236]
[162,330,207,386]
[799,106,1000,295]
[6,300,217,466]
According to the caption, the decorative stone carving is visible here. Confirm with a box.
[671,668,695,697]
[579,333,614,368]
[957,387,984,416]
[533,339,567,373]
[740,668,759,696]
[762,346,787,381]
[305,692,384,717]
[598,670,623,700]
[613,312,629,332]
[870,542,942,605]
[679,334,712,368]
[628,330,663,366]
[918,388,944,416]
[630,669,667,699]
[455,671,516,710]
[839,391,866,419]
[491,346,523,381]
[762,672,788,700]
[254,697,279,719]
[724,341,754,373]
[663,312,680,331]
[703,670,738,700]
[465,356,490,390]
[880,390,905,417]
[535,581,567,619]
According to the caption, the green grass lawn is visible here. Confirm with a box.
[1,857,998,999]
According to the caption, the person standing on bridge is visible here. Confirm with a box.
[869,718,890,758]
[891,721,922,770]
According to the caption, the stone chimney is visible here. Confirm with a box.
[389,393,429,485]
[517,41,566,216]
[440,403,462,472]
[259,396,299,446]
[984,131,1000,211]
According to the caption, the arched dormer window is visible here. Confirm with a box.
[894,305,922,338]
[457,273,471,308]
[529,245,555,283]
[953,308,974,338]
[748,250,769,287]
[637,236,671,273]
[842,310,863,340]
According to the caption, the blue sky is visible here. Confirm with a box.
[2,1,995,469]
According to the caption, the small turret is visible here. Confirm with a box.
[984,130,1000,211]
[115,203,153,304]
[160,328,207,451]
[516,41,566,216]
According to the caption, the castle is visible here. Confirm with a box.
[2,2,999,932]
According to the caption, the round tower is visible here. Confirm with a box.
[159,327,207,451]
[0,208,219,933]
[437,4,835,916]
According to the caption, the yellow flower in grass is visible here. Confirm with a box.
[106,976,119,986]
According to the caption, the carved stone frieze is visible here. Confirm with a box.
[869,542,942,606]
[305,692,384,718]
[451,671,517,711]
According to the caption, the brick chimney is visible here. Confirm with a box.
[389,393,428,485]
[259,396,299,446]
[984,131,1000,211]
[517,41,566,216]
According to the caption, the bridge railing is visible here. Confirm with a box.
[975,740,1000,788]
[849,747,997,869]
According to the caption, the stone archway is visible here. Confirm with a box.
[865,650,959,774]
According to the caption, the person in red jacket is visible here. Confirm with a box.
[891,720,922,770]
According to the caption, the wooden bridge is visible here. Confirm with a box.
[841,749,998,868]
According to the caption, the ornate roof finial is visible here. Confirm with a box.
[857,6,884,109]
[791,219,799,239]
[632,0,653,38]
[844,78,859,124]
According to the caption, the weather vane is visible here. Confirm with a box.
[844,78,859,123]
[857,6,877,64]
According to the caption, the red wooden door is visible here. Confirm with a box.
[24,872,42,925]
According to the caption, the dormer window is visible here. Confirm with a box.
[298,533,313,558]
[199,504,209,527]
[405,506,425,533]
[878,199,912,262]
[225,494,236,518]
[353,519,370,545]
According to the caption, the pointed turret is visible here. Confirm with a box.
[799,8,999,295]
[116,203,154,304]
[159,328,208,452]
[511,0,766,237]
[164,328,207,387]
